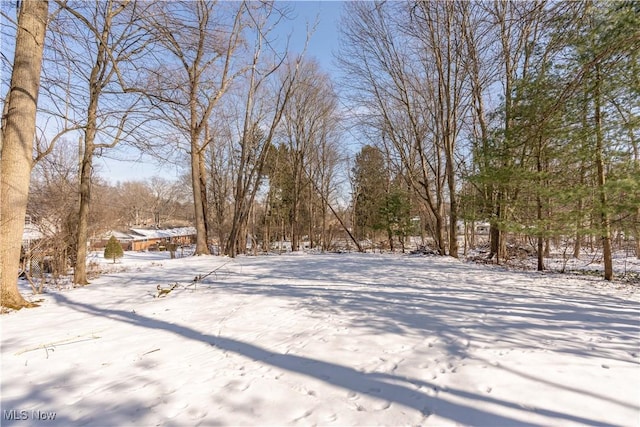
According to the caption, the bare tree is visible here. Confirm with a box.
[224,3,307,257]
[305,90,343,251]
[207,107,236,253]
[225,62,303,256]
[117,181,155,227]
[142,0,248,255]
[279,59,338,251]
[407,1,474,258]
[339,2,455,255]
[0,0,49,309]
[49,0,152,284]
[27,139,80,282]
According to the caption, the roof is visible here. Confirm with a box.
[22,223,44,242]
[127,227,196,241]
[105,230,136,241]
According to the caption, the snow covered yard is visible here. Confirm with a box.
[1,252,639,426]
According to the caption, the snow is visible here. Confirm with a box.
[1,251,639,426]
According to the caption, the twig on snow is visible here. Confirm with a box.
[15,333,102,356]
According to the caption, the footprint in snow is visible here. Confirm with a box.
[421,406,433,417]
[164,401,190,418]
[187,408,208,420]
[372,400,391,411]
[292,410,313,422]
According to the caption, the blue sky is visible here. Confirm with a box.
[283,1,344,74]
[101,1,346,184]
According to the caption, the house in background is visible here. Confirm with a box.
[94,227,197,251]
[129,227,196,251]
[22,217,44,248]
[456,221,491,236]
[97,230,136,251]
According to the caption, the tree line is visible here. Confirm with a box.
[340,1,638,279]
[1,0,638,308]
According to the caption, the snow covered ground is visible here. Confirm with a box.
[1,251,639,426]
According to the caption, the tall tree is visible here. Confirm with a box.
[143,0,248,256]
[280,59,337,251]
[339,1,468,256]
[225,5,307,257]
[408,0,471,258]
[0,0,49,309]
[575,1,640,279]
[482,0,549,263]
[50,0,151,284]
[207,108,236,253]
[352,145,388,244]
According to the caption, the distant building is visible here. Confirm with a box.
[129,227,196,251]
[456,221,491,236]
[94,227,197,251]
[22,222,44,246]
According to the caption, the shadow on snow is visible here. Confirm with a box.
[48,291,625,427]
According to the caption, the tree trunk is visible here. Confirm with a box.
[198,148,210,247]
[321,205,328,252]
[536,151,545,271]
[489,192,503,264]
[636,206,640,260]
[574,193,584,259]
[387,227,394,252]
[434,206,446,256]
[191,145,210,255]
[594,65,613,281]
[73,140,94,285]
[226,179,247,257]
[446,152,458,258]
[291,194,300,252]
[574,89,589,259]
[74,33,106,285]
[0,0,48,308]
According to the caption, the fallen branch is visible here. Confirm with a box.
[156,283,179,298]
[193,262,230,283]
[15,333,102,356]
[154,262,231,297]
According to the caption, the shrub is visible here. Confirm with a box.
[104,236,124,263]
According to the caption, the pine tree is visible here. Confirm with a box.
[104,236,124,264]
[352,145,388,244]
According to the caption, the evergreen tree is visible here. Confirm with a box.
[104,236,124,264]
[380,183,413,252]
[352,145,388,244]
[561,0,640,279]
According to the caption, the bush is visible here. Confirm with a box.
[104,236,124,263]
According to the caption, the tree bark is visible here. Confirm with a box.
[0,0,49,309]
[191,142,210,255]
[73,139,94,285]
[74,13,105,285]
[594,65,613,280]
